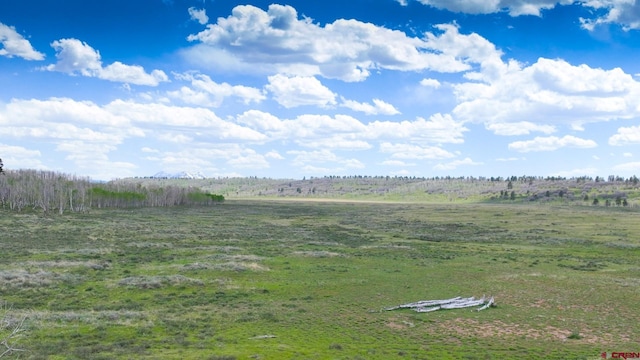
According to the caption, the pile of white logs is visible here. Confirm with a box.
[385,296,495,313]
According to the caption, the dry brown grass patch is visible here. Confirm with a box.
[430,318,624,345]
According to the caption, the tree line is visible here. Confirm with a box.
[0,169,224,214]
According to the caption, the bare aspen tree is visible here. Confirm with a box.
[0,169,223,212]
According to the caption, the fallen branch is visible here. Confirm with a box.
[476,296,495,311]
[1,314,27,358]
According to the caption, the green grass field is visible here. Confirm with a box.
[1,200,639,359]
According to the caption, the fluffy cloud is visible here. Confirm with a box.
[225,148,270,169]
[420,78,441,88]
[56,140,138,178]
[0,143,45,169]
[340,98,401,115]
[185,4,501,81]
[366,113,467,144]
[45,39,169,86]
[104,100,266,141]
[434,157,483,170]
[155,144,271,174]
[100,62,169,86]
[412,0,573,16]
[236,110,466,148]
[0,22,45,60]
[580,0,640,30]
[380,142,455,159]
[0,98,142,178]
[266,74,336,108]
[237,111,366,141]
[486,121,556,136]
[609,125,640,146]
[266,73,399,113]
[169,72,265,107]
[452,57,640,132]
[188,7,209,25]
[508,135,597,152]
[0,97,271,178]
[406,0,640,30]
[265,150,285,160]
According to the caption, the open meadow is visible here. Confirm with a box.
[1,200,639,359]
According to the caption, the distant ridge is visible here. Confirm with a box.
[151,171,207,179]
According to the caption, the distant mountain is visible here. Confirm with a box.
[151,171,207,179]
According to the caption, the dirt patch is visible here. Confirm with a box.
[428,318,623,345]
[385,317,415,330]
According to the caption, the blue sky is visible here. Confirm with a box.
[2,0,640,180]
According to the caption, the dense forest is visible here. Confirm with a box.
[0,169,224,214]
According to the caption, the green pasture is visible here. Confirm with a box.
[1,201,638,359]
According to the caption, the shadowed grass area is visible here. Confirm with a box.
[0,200,638,359]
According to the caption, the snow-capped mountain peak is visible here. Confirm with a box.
[151,171,206,179]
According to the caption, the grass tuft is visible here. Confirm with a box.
[117,275,204,289]
[566,331,583,340]
[292,250,345,258]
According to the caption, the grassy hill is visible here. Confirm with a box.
[121,175,640,206]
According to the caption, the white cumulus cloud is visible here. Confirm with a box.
[0,22,45,60]
[409,0,640,31]
[380,142,456,160]
[185,4,502,81]
[452,57,640,133]
[508,135,597,152]
[486,121,556,136]
[169,72,265,107]
[434,157,483,170]
[609,125,640,146]
[340,98,401,115]
[0,97,273,179]
[266,74,337,108]
[366,113,467,144]
[45,38,169,86]
[236,110,466,149]
[0,143,45,169]
[188,7,209,25]
[414,0,573,16]
[420,78,441,88]
[580,0,640,31]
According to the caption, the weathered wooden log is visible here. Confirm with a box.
[414,306,441,313]
[386,295,496,313]
[384,296,466,311]
[476,296,495,311]
[440,297,485,309]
